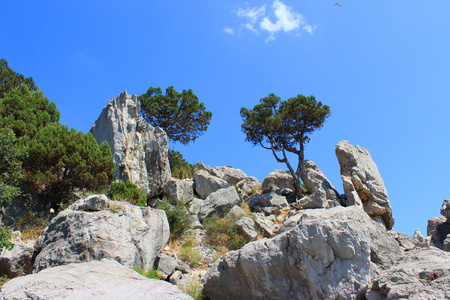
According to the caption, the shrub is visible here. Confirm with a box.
[133,266,161,280]
[0,226,13,250]
[109,181,147,207]
[169,149,193,179]
[180,246,202,268]
[178,276,205,300]
[156,199,191,240]
[203,215,246,252]
[0,128,23,207]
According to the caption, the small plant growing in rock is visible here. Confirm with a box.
[180,246,202,268]
[109,181,147,207]
[203,215,246,252]
[132,266,161,280]
[156,199,192,240]
[0,226,13,250]
[178,276,205,300]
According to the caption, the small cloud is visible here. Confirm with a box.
[224,27,234,35]
[265,35,276,43]
[236,5,266,25]
[244,23,258,33]
[302,24,317,35]
[260,1,304,33]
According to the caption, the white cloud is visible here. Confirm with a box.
[224,27,234,35]
[236,5,266,25]
[260,1,304,33]
[265,35,276,43]
[302,24,317,35]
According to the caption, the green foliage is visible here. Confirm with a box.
[0,128,23,207]
[133,266,161,280]
[22,123,115,206]
[156,199,192,240]
[203,214,246,252]
[138,86,212,145]
[178,276,205,300]
[0,226,13,251]
[169,149,193,179]
[180,246,202,268]
[109,181,147,207]
[0,59,36,99]
[241,93,330,199]
[11,212,49,241]
[0,85,59,139]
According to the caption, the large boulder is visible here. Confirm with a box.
[210,166,248,186]
[236,176,261,194]
[300,160,341,208]
[203,206,402,300]
[427,215,450,250]
[32,194,169,273]
[366,247,450,299]
[261,169,295,193]
[198,187,241,221]
[335,140,394,230]
[441,199,450,221]
[163,178,195,203]
[90,91,170,197]
[0,238,34,278]
[194,170,229,199]
[1,259,193,300]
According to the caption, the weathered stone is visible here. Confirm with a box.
[188,198,203,215]
[192,161,211,173]
[444,235,450,252]
[254,216,275,237]
[261,169,294,193]
[300,160,341,207]
[227,205,246,219]
[164,178,194,203]
[156,254,191,280]
[335,140,394,230]
[366,247,450,300]
[198,187,240,221]
[1,259,192,300]
[32,194,169,273]
[247,194,261,209]
[441,199,450,221]
[194,170,229,200]
[427,216,450,250]
[412,229,426,247]
[296,192,328,209]
[236,217,258,242]
[90,91,170,197]
[392,231,415,251]
[259,192,288,210]
[0,238,34,278]
[236,176,261,194]
[204,206,402,300]
[210,166,248,186]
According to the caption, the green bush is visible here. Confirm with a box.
[156,199,192,240]
[203,215,246,252]
[169,149,193,179]
[0,128,23,207]
[180,246,202,268]
[133,266,161,280]
[178,276,205,300]
[109,181,147,207]
[0,226,13,251]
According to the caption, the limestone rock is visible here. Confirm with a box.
[444,235,450,252]
[390,231,415,251]
[0,238,34,278]
[441,199,450,221]
[335,140,394,230]
[236,217,258,242]
[236,176,261,194]
[254,215,275,237]
[164,178,194,203]
[261,169,294,193]
[194,170,229,200]
[366,247,450,300]
[156,254,191,280]
[198,187,240,221]
[427,216,450,250]
[32,194,169,273]
[1,259,192,300]
[227,205,246,219]
[204,206,402,300]
[210,166,248,186]
[188,198,203,215]
[412,229,426,247]
[300,160,341,208]
[90,91,170,197]
[259,192,288,210]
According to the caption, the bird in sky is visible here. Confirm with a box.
[334,2,342,6]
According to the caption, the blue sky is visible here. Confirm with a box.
[2,1,450,236]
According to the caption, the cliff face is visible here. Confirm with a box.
[90,91,170,197]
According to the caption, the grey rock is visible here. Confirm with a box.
[254,216,275,237]
[300,160,341,207]
[262,206,280,215]
[90,91,170,197]
[190,214,203,229]
[188,198,203,215]
[164,178,195,203]
[210,166,248,186]
[156,254,191,280]
[412,229,426,247]
[169,270,183,285]
[444,235,450,252]
[194,170,229,199]
[198,187,240,221]
[427,216,450,250]
[33,194,169,273]
[236,217,258,242]
[227,205,246,219]
[1,259,192,300]
[441,199,450,222]
[247,194,261,209]
[366,247,450,300]
[261,169,294,193]
[391,231,415,251]
[335,140,394,230]
[192,161,211,173]
[236,176,261,194]
[259,192,288,209]
[296,192,328,209]
[0,238,34,278]
[204,206,402,300]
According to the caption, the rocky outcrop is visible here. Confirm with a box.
[0,238,34,278]
[194,170,229,199]
[335,140,394,230]
[90,91,170,197]
[299,160,341,209]
[441,199,450,221]
[210,166,248,186]
[198,187,240,221]
[164,178,195,203]
[365,247,450,299]
[203,206,402,300]
[261,169,295,193]
[32,194,169,273]
[1,259,193,300]
[236,176,260,194]
[427,200,450,251]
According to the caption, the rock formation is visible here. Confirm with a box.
[1,259,193,300]
[261,169,295,193]
[203,206,402,300]
[33,194,169,273]
[0,238,34,278]
[335,140,394,230]
[90,91,170,197]
[427,199,450,251]
[193,169,229,199]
